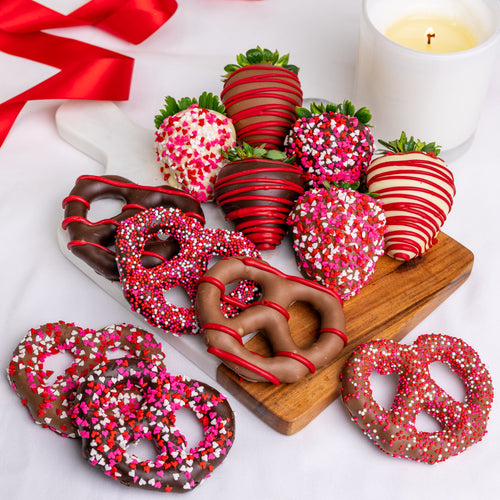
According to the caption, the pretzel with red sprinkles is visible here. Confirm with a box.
[62,174,205,281]
[196,256,346,384]
[71,357,235,492]
[115,206,260,335]
[340,334,494,464]
[7,322,164,437]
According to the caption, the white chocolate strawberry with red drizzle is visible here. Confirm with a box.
[214,143,304,250]
[221,47,302,150]
[287,185,386,300]
[366,133,455,261]
[154,92,236,203]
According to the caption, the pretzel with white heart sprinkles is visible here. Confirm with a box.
[70,357,235,492]
[340,334,494,464]
[196,256,346,384]
[7,322,164,437]
[115,206,260,335]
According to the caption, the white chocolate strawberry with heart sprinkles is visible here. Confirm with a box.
[154,92,236,202]
[288,186,386,300]
[366,133,455,261]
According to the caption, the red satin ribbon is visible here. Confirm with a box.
[0,0,178,147]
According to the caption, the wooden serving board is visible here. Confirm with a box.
[55,100,473,436]
[217,233,473,434]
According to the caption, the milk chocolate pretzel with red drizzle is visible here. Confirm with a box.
[196,256,347,384]
[62,175,205,280]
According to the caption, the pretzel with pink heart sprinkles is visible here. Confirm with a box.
[196,256,347,384]
[70,357,235,492]
[115,206,260,335]
[7,322,164,437]
[340,334,494,464]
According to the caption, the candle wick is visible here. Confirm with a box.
[426,29,435,45]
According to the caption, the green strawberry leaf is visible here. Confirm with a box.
[154,92,226,129]
[378,131,441,156]
[222,47,299,79]
[222,142,296,164]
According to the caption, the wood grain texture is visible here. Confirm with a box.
[215,232,474,435]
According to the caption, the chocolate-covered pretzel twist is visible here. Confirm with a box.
[7,322,164,437]
[115,207,260,335]
[62,175,205,280]
[196,256,347,384]
[71,357,235,492]
[341,335,494,464]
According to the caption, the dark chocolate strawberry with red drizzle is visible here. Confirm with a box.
[154,92,236,202]
[287,183,386,300]
[284,100,374,188]
[366,132,455,261]
[214,143,304,251]
[221,47,303,150]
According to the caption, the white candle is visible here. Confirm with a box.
[354,0,500,159]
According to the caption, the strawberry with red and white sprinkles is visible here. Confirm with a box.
[70,357,235,492]
[284,100,374,189]
[340,334,494,464]
[287,186,386,300]
[154,93,236,202]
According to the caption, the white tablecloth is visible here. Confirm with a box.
[1,1,499,499]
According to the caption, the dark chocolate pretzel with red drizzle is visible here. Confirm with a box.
[196,256,347,384]
[62,174,205,280]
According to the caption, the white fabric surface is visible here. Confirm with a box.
[1,1,499,499]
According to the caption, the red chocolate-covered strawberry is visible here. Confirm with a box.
[366,132,455,261]
[154,92,236,202]
[287,184,386,300]
[214,143,304,250]
[284,100,374,189]
[221,47,303,150]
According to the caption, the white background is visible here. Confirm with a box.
[1,1,499,499]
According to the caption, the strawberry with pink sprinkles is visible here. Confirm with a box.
[287,186,386,300]
[154,93,236,202]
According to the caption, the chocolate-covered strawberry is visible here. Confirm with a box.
[154,92,236,202]
[366,132,455,262]
[221,47,302,150]
[287,185,386,300]
[214,143,304,250]
[284,100,374,188]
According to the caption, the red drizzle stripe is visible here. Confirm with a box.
[235,219,287,231]
[319,328,348,347]
[252,300,289,320]
[122,203,146,211]
[66,240,115,255]
[240,257,343,306]
[215,176,304,194]
[275,351,315,374]
[198,276,252,310]
[207,346,280,385]
[224,206,291,221]
[62,216,119,230]
[141,250,168,263]
[198,276,225,294]
[201,323,244,346]
[62,195,90,209]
